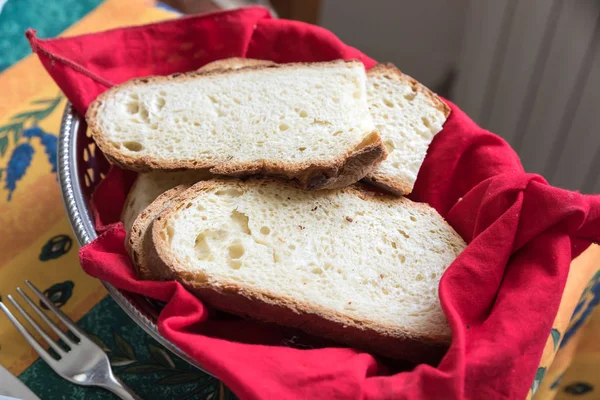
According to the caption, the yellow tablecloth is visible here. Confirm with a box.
[0,0,598,398]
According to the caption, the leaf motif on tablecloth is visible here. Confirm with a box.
[562,271,600,348]
[157,372,205,385]
[148,342,176,368]
[550,373,564,390]
[531,367,546,395]
[87,333,111,352]
[122,363,167,374]
[0,94,62,199]
[5,142,34,200]
[113,330,136,360]
[550,328,561,351]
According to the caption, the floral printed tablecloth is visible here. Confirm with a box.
[0,0,598,398]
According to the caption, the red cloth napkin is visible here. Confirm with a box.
[28,7,600,400]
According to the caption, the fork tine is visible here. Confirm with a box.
[6,295,67,356]
[25,280,84,338]
[17,287,75,346]
[0,301,58,366]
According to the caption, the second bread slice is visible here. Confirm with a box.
[150,179,466,362]
[87,60,386,190]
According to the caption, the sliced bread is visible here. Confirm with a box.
[121,170,211,233]
[195,58,450,195]
[150,179,466,362]
[198,57,276,72]
[365,64,450,195]
[127,185,189,279]
[87,60,386,190]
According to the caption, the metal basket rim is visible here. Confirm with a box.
[58,101,210,374]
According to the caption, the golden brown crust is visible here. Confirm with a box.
[363,63,451,196]
[197,58,275,73]
[126,185,190,279]
[121,174,142,232]
[86,59,386,191]
[149,178,454,363]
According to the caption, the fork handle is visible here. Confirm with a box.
[100,377,142,400]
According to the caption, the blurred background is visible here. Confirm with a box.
[162,0,600,194]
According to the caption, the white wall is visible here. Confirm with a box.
[319,0,468,88]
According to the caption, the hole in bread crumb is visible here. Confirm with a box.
[156,97,166,111]
[299,110,308,118]
[332,97,340,104]
[416,273,424,281]
[422,117,431,128]
[159,90,166,96]
[398,229,410,239]
[229,242,245,259]
[260,226,271,235]
[216,188,243,197]
[383,114,389,120]
[231,210,251,234]
[384,140,395,153]
[382,288,389,295]
[279,123,289,131]
[404,92,416,101]
[126,101,139,114]
[139,106,150,123]
[194,121,200,127]
[353,92,361,99]
[311,267,323,274]
[383,98,394,108]
[208,95,218,104]
[332,131,342,137]
[298,147,306,152]
[376,248,382,255]
[399,254,406,263]
[195,233,211,260]
[431,272,437,279]
[123,141,143,152]
[228,259,242,269]
[410,215,417,222]
[289,244,296,250]
[391,242,397,249]
[185,202,193,209]
[324,263,332,270]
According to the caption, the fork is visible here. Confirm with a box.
[0,281,140,400]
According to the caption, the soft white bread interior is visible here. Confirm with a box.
[195,58,450,195]
[365,64,450,195]
[87,60,386,190]
[121,170,211,233]
[150,179,466,361]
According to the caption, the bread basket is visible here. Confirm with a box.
[58,102,208,371]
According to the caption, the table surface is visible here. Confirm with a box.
[0,1,598,399]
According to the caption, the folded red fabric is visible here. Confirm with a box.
[28,6,600,400]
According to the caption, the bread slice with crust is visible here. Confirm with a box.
[364,64,450,195]
[87,60,386,190]
[195,58,450,195]
[121,170,212,234]
[198,57,276,72]
[127,185,189,279]
[149,178,466,362]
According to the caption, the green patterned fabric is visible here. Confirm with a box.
[0,0,103,72]
[19,296,236,399]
